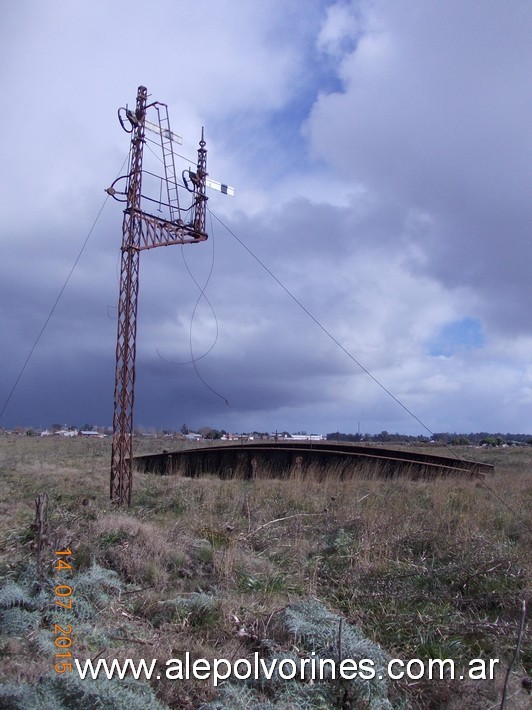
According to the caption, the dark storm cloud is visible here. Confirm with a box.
[2,0,532,435]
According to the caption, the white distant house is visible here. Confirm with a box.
[185,432,202,441]
[289,434,325,441]
[55,430,78,437]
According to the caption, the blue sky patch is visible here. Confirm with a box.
[428,317,485,356]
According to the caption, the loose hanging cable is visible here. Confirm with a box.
[155,254,219,366]
[156,210,228,404]
[186,212,228,404]
[139,118,226,399]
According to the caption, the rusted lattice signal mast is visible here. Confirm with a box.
[106,86,233,506]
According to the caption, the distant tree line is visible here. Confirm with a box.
[326,431,532,446]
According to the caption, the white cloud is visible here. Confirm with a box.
[306,0,532,338]
[317,1,361,57]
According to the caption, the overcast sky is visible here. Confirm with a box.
[1,0,532,436]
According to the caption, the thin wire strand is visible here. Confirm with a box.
[209,210,437,436]
[157,210,228,403]
[477,477,530,528]
[185,211,228,404]
[209,208,531,530]
[155,215,220,366]
[145,135,196,168]
[0,155,129,422]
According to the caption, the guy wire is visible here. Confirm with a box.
[209,209,530,530]
[0,154,129,422]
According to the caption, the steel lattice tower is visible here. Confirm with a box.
[108,86,212,506]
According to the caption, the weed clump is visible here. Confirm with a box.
[206,599,396,709]
[0,674,165,710]
[157,591,219,628]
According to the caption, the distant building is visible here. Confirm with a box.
[289,434,325,441]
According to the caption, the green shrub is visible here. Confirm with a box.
[206,599,397,709]
[158,592,219,628]
[0,607,40,635]
[0,674,166,710]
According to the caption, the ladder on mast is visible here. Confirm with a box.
[155,103,181,222]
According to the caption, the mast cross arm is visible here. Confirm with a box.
[126,209,208,251]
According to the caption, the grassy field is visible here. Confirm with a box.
[0,435,530,709]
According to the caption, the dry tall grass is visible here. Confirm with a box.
[0,435,530,708]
